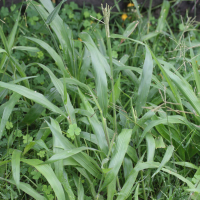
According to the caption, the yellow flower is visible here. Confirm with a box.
[121,13,128,21]
[127,3,134,7]
[78,38,82,41]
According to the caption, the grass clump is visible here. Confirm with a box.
[0,0,200,199]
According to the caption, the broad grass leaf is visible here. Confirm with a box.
[0,48,7,54]
[174,162,198,170]
[22,159,65,200]
[156,0,170,32]
[11,150,22,191]
[44,147,95,164]
[109,74,121,104]
[0,93,21,139]
[123,21,139,38]
[12,46,40,52]
[135,46,153,117]
[0,81,67,117]
[101,129,132,190]
[79,32,110,116]
[0,178,47,200]
[123,157,133,180]
[93,29,107,56]
[146,133,155,162]
[152,145,174,177]
[79,47,91,82]
[46,0,67,24]
[78,89,108,154]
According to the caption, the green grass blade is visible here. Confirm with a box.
[63,171,76,200]
[11,149,22,191]
[29,63,64,98]
[166,68,200,116]
[44,147,95,164]
[174,162,198,170]
[146,133,155,162]
[26,37,69,77]
[116,155,145,200]
[148,48,186,117]
[74,174,84,200]
[190,42,200,96]
[0,178,47,200]
[109,73,121,105]
[79,32,110,116]
[10,56,30,88]
[0,26,9,54]
[156,1,170,32]
[21,159,66,200]
[0,81,67,117]
[134,184,139,200]
[79,47,91,82]
[0,93,21,139]
[76,167,97,198]
[12,46,40,52]
[78,89,108,154]
[131,0,142,19]
[0,12,20,69]
[101,129,132,190]
[46,0,67,24]
[135,46,153,116]
[46,118,101,178]
[123,21,139,38]
[137,115,198,148]
[152,145,174,177]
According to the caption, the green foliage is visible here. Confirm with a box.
[0,0,200,199]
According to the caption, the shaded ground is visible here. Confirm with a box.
[1,0,200,21]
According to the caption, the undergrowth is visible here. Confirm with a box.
[0,0,200,199]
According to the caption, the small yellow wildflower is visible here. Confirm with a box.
[121,13,128,21]
[78,38,82,41]
[127,3,134,7]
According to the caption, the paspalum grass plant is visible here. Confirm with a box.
[0,0,200,199]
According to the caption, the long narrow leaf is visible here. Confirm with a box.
[11,150,22,191]
[46,0,67,24]
[21,159,66,200]
[101,129,132,190]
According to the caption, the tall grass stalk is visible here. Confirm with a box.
[102,4,117,152]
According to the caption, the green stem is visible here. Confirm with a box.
[107,36,117,137]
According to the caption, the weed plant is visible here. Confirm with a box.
[0,0,200,199]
